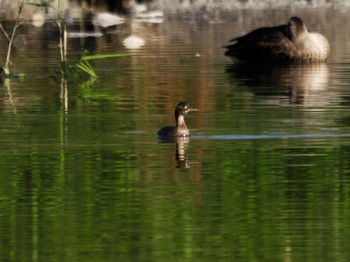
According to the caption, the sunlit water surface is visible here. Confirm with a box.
[1,7,350,262]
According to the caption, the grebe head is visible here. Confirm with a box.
[174,101,198,121]
[286,17,308,42]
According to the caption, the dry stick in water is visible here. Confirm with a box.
[0,1,24,76]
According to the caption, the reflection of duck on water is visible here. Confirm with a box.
[225,17,329,64]
[226,63,330,105]
[157,101,198,139]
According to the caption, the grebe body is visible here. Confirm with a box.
[157,102,197,138]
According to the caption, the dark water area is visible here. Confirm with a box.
[1,6,350,261]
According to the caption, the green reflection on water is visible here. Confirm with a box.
[1,9,350,262]
[1,132,350,261]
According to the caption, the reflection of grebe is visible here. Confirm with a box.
[225,17,329,64]
[157,101,198,138]
[175,136,190,168]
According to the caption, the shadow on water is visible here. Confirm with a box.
[226,63,330,106]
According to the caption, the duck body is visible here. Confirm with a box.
[157,102,196,139]
[225,17,329,64]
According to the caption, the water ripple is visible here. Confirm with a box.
[195,133,350,140]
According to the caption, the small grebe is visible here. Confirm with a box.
[225,17,329,64]
[157,101,198,138]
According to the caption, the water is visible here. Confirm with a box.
[1,6,350,261]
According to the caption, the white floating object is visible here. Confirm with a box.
[32,13,45,27]
[132,3,147,14]
[95,12,125,28]
[137,17,164,24]
[67,32,103,38]
[135,10,164,19]
[123,35,145,49]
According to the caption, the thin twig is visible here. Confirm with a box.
[0,23,11,41]
[64,23,67,60]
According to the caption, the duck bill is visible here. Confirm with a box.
[188,108,199,112]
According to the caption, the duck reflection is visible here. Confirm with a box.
[226,63,330,106]
[158,134,191,168]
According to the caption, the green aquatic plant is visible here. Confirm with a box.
[30,1,130,82]
[0,0,25,77]
[76,51,131,80]
[50,51,131,82]
[76,53,97,80]
[79,78,116,101]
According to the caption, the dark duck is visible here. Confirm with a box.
[157,101,198,138]
[224,17,329,64]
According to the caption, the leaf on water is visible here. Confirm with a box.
[81,53,131,61]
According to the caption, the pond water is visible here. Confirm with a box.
[1,6,350,262]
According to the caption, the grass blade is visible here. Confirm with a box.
[82,53,131,61]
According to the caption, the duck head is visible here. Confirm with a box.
[286,17,308,42]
